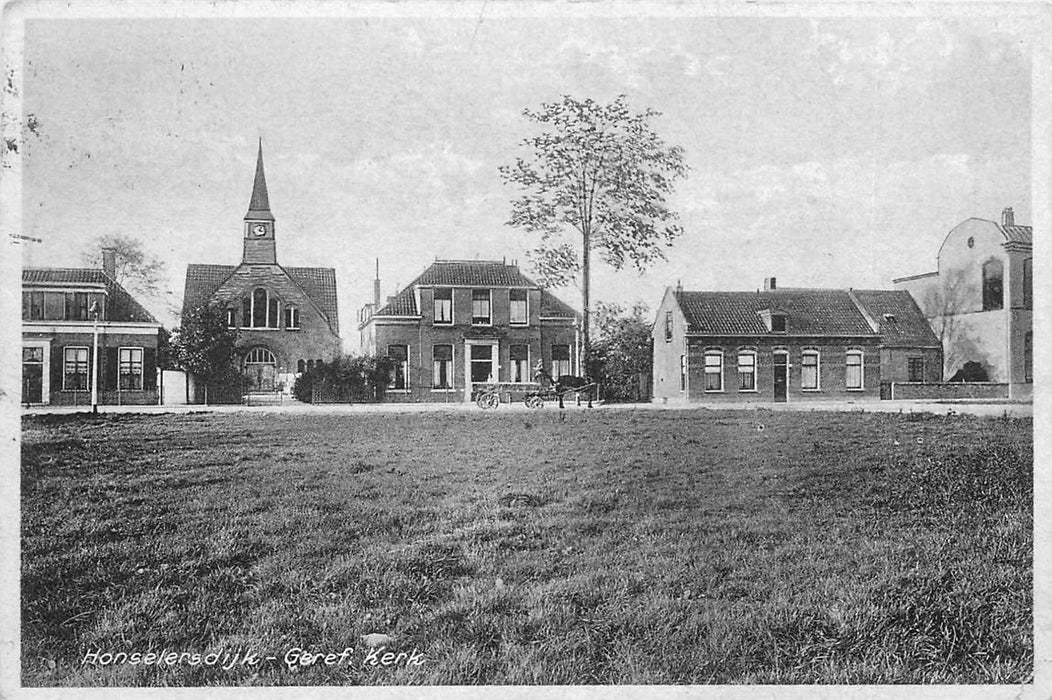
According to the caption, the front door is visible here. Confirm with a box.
[244,347,277,392]
[465,341,499,401]
[773,353,788,402]
[22,346,44,404]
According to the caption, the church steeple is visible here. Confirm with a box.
[245,138,274,221]
[243,139,277,264]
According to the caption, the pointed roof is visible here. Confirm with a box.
[245,139,274,221]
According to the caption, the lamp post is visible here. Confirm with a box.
[90,300,100,415]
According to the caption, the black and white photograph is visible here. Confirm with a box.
[0,0,1045,695]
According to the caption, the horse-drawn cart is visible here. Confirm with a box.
[473,367,597,410]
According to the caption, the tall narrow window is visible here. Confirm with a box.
[63,347,89,390]
[704,351,723,391]
[510,344,529,382]
[845,350,864,390]
[982,259,1004,311]
[510,289,528,325]
[680,354,686,391]
[226,307,237,328]
[297,359,305,373]
[119,347,144,390]
[434,288,453,325]
[1023,257,1032,309]
[801,351,820,390]
[907,357,925,383]
[471,289,491,325]
[252,288,268,327]
[242,297,251,327]
[1024,332,1032,383]
[738,351,756,391]
[23,291,44,320]
[551,344,571,379]
[268,297,280,328]
[388,345,409,390]
[284,306,299,329]
[433,344,453,389]
[67,292,90,320]
[665,311,673,342]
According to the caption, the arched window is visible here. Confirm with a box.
[982,259,1003,311]
[268,297,280,327]
[244,347,275,365]
[241,297,251,327]
[307,359,315,371]
[225,307,237,328]
[252,288,268,327]
[297,359,305,373]
[1023,257,1032,309]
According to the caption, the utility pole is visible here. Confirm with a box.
[90,300,100,415]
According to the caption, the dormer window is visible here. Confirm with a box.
[757,308,787,333]
[770,314,786,333]
[882,313,896,324]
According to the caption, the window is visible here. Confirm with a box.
[470,344,495,383]
[846,351,864,390]
[471,289,491,325]
[665,311,673,342]
[242,297,251,326]
[268,297,280,328]
[680,354,686,391]
[434,288,453,325]
[63,347,89,390]
[388,345,408,390]
[284,306,299,329]
[23,291,44,320]
[982,259,1004,311]
[907,357,924,383]
[252,288,268,327]
[245,347,275,364]
[551,344,571,379]
[801,351,820,390]
[1023,258,1032,309]
[771,314,787,333]
[119,347,144,390]
[510,344,529,382]
[704,351,723,391]
[738,351,756,391]
[307,359,315,371]
[44,292,66,320]
[67,292,90,320]
[433,344,453,389]
[510,289,528,325]
[226,307,237,328]
[1024,333,1032,383]
[297,359,305,373]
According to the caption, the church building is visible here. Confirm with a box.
[181,141,341,394]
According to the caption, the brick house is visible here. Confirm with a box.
[652,279,941,403]
[358,260,580,402]
[893,208,1033,399]
[22,249,163,406]
[181,142,340,395]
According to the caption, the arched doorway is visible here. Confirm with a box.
[244,346,277,392]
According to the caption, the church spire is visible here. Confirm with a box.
[245,138,274,221]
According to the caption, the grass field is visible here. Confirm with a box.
[20,409,1032,686]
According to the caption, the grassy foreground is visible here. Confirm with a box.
[21,409,1032,686]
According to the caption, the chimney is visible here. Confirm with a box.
[675,279,683,293]
[373,258,381,308]
[764,276,777,291]
[1002,207,1014,226]
[387,295,396,305]
[101,247,117,280]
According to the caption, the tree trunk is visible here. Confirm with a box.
[581,228,591,379]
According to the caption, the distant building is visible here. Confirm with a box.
[652,278,941,403]
[893,208,1033,399]
[358,260,579,402]
[181,141,340,395]
[21,248,162,406]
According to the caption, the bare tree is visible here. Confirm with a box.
[499,95,688,376]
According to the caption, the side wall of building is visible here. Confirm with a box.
[651,289,689,402]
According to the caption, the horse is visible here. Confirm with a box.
[533,362,594,408]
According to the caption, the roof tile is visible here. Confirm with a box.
[23,268,159,324]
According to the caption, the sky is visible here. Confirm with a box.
[17,12,1034,350]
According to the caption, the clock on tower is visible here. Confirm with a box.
[242,139,278,264]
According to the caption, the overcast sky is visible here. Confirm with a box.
[19,12,1033,349]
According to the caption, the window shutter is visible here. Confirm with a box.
[105,346,119,391]
[49,346,63,391]
[143,347,157,390]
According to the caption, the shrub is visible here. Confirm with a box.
[293,354,393,403]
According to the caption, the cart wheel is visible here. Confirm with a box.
[478,392,499,410]
[525,395,544,409]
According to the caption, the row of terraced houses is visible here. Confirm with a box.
[20,144,1034,405]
